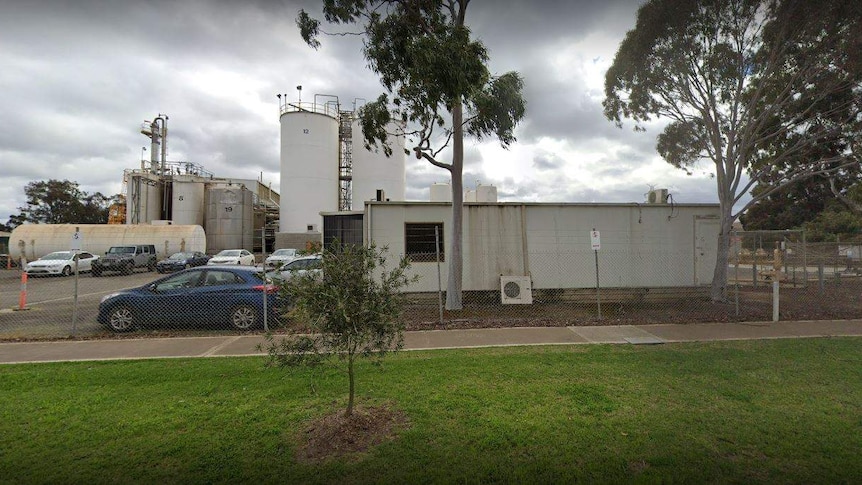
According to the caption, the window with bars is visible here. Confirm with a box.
[405,223,444,262]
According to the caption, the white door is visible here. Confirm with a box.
[695,218,720,285]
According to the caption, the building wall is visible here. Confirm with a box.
[364,201,722,292]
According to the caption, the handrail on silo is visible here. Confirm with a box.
[279,101,339,119]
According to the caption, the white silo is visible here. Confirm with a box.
[205,184,253,252]
[171,176,205,226]
[279,103,339,233]
[126,172,162,224]
[351,120,406,207]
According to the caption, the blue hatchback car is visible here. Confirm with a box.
[98,266,284,332]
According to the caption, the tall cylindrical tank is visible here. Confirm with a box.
[171,176,205,226]
[205,184,254,253]
[279,106,339,233]
[125,173,162,224]
[351,120,406,208]
[9,224,205,261]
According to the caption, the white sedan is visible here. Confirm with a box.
[264,248,298,269]
[25,251,99,276]
[207,249,256,266]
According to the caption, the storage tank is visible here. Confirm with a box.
[126,172,162,224]
[9,224,205,261]
[205,184,254,253]
[279,104,339,233]
[351,120,406,208]
[171,176,205,226]
[430,183,452,202]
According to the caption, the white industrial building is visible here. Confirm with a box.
[323,191,721,295]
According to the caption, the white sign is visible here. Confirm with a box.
[70,231,82,251]
[590,230,601,251]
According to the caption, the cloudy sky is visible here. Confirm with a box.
[0,0,729,227]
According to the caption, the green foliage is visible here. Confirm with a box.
[7,179,117,228]
[298,1,526,158]
[802,210,862,242]
[604,0,862,299]
[297,1,527,310]
[262,242,418,415]
[740,177,834,231]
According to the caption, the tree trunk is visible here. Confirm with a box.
[345,352,355,417]
[446,98,464,310]
[710,206,735,302]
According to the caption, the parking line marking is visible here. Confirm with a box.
[201,336,241,357]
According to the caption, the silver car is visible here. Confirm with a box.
[264,248,298,269]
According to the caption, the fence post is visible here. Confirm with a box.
[17,272,28,311]
[818,262,825,294]
[435,226,443,328]
[262,226,268,333]
[772,280,779,322]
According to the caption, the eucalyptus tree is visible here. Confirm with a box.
[297,0,526,310]
[9,179,114,227]
[604,0,862,300]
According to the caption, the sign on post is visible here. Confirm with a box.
[70,230,83,252]
[591,228,602,320]
[590,230,601,251]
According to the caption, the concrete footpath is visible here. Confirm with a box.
[1,319,861,365]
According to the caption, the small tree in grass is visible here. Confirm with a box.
[262,242,418,417]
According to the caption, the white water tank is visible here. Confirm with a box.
[279,106,339,233]
[430,183,452,202]
[351,120,406,207]
[9,223,205,261]
[171,177,205,226]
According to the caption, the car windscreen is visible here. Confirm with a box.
[217,250,241,257]
[108,247,135,254]
[168,253,192,260]
[272,249,295,257]
[42,252,71,260]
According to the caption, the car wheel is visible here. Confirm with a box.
[61,266,72,277]
[184,264,191,270]
[123,262,134,275]
[107,306,135,332]
[230,305,257,330]
[92,269,101,277]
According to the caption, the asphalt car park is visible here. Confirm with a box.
[0,269,163,338]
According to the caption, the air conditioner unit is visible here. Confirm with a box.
[647,188,669,204]
[500,276,533,304]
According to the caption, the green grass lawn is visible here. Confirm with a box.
[1,338,860,484]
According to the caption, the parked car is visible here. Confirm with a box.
[264,248,298,269]
[156,251,210,273]
[97,266,284,332]
[271,254,323,281]
[24,251,99,276]
[92,244,157,276]
[207,249,255,266]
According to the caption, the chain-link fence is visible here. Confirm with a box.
[2,231,860,341]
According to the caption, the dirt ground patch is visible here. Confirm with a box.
[402,280,862,330]
[294,403,410,464]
